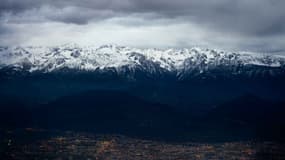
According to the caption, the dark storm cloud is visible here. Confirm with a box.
[128,0,285,37]
[1,0,284,36]
[0,0,285,53]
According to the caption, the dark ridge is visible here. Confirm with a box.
[1,89,285,142]
[0,94,34,128]
[36,90,188,137]
[206,94,285,141]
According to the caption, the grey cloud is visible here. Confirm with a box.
[0,24,11,35]
[0,0,284,53]
[1,0,285,35]
[44,6,117,25]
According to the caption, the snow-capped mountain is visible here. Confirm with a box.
[0,44,285,78]
[1,44,285,115]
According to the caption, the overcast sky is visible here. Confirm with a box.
[0,0,285,53]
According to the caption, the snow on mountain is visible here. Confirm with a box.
[0,44,284,74]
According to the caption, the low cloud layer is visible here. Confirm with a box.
[0,0,285,53]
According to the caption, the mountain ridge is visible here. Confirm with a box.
[1,44,284,77]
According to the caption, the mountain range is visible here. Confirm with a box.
[0,44,285,79]
[0,44,285,141]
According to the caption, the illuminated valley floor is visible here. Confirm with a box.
[1,129,285,160]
